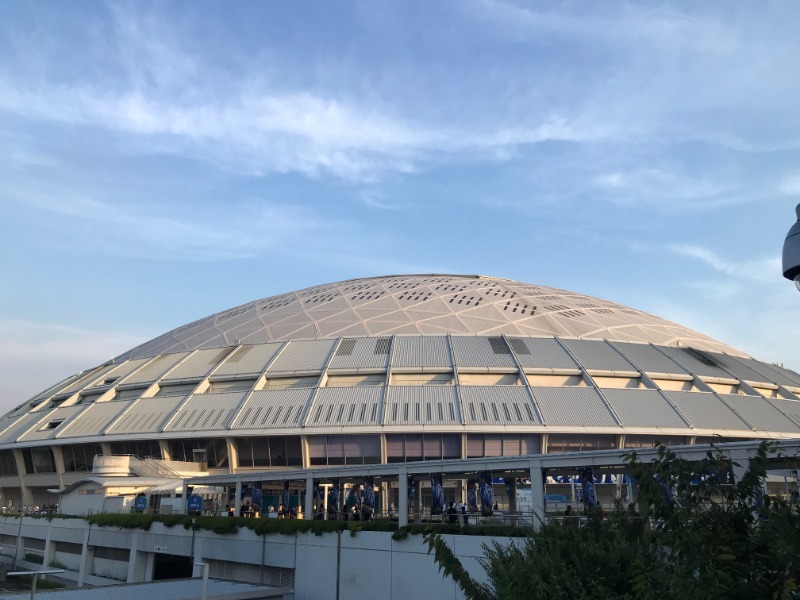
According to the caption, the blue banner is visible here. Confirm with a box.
[467,479,478,513]
[363,476,375,510]
[328,479,340,517]
[134,495,147,512]
[252,482,263,510]
[580,468,597,508]
[281,481,290,512]
[480,472,493,516]
[187,494,202,513]
[430,473,444,515]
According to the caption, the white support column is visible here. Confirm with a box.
[181,479,189,515]
[398,468,408,527]
[77,527,92,587]
[305,474,314,519]
[127,532,140,583]
[234,479,243,515]
[42,526,54,570]
[529,460,546,530]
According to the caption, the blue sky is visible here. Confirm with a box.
[1,1,799,411]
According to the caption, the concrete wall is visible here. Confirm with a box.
[0,516,506,599]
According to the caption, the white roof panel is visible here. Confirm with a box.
[531,387,618,427]
[384,386,459,426]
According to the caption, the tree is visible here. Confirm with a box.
[425,442,800,600]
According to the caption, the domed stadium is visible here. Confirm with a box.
[2,273,800,509]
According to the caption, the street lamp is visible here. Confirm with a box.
[783,203,800,291]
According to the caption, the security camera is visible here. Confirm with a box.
[784,204,800,291]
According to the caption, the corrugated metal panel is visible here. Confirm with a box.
[391,336,451,368]
[709,354,776,385]
[18,406,88,441]
[162,348,233,382]
[57,365,117,396]
[328,337,391,370]
[267,339,337,373]
[560,339,636,372]
[307,387,383,427]
[531,387,618,427]
[767,398,800,429]
[601,389,688,428]
[213,343,283,377]
[57,401,131,438]
[657,347,734,379]
[720,394,800,433]
[662,391,750,430]
[163,392,246,432]
[459,386,539,425]
[450,336,517,368]
[384,386,459,426]
[732,358,800,389]
[86,359,151,389]
[230,389,313,430]
[0,411,49,444]
[106,396,186,435]
[610,342,690,376]
[511,338,580,370]
[122,353,189,385]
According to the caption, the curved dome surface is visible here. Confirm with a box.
[117,274,743,361]
[4,274,800,511]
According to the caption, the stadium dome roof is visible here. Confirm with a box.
[117,274,743,362]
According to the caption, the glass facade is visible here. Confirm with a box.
[62,443,104,472]
[169,439,229,468]
[386,434,461,462]
[22,448,56,474]
[110,440,162,459]
[308,435,381,466]
[236,437,302,467]
[547,434,617,453]
[466,434,540,458]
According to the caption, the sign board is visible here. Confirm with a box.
[154,546,168,553]
[187,494,203,512]
[134,496,148,512]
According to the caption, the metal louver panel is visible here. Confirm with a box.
[720,394,800,433]
[57,402,131,438]
[662,391,750,430]
[162,348,233,382]
[19,405,88,441]
[767,398,800,429]
[308,387,383,427]
[384,386,459,426]
[560,339,636,372]
[122,353,189,385]
[106,396,186,435]
[459,386,539,425]
[657,347,733,380]
[610,343,690,376]
[729,357,800,389]
[267,339,337,373]
[213,343,283,377]
[450,336,517,368]
[230,389,313,430]
[391,336,452,368]
[601,389,688,428]
[86,359,151,389]
[0,411,50,444]
[511,338,580,370]
[163,392,247,432]
[531,387,617,427]
[57,365,118,396]
[328,337,391,370]
[709,354,777,386]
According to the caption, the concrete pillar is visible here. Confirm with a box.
[181,480,189,515]
[77,527,92,587]
[380,481,389,515]
[191,536,204,577]
[226,438,238,475]
[51,446,66,490]
[42,526,54,570]
[159,440,172,460]
[234,479,243,515]
[529,460,546,530]
[12,450,33,506]
[127,532,141,583]
[305,475,314,519]
[398,468,408,527]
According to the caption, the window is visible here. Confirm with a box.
[547,435,616,453]
[168,439,228,467]
[0,451,17,476]
[325,374,384,387]
[22,448,56,474]
[62,443,104,472]
[391,373,453,386]
[208,379,256,393]
[155,383,197,397]
[236,437,302,467]
[308,435,381,466]
[467,434,540,458]
[263,377,317,390]
[386,434,461,462]
[110,440,162,459]
[623,436,687,449]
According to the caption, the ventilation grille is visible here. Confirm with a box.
[489,337,510,355]
[397,291,432,302]
[508,338,531,355]
[448,294,483,306]
[258,295,294,311]
[503,301,533,314]
[374,338,390,355]
[350,290,385,301]
[337,339,357,356]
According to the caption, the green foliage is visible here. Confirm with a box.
[24,552,44,564]
[426,442,800,600]
[15,575,65,589]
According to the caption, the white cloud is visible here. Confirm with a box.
[780,175,800,196]
[668,244,779,283]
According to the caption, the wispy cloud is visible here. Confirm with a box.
[668,244,779,283]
